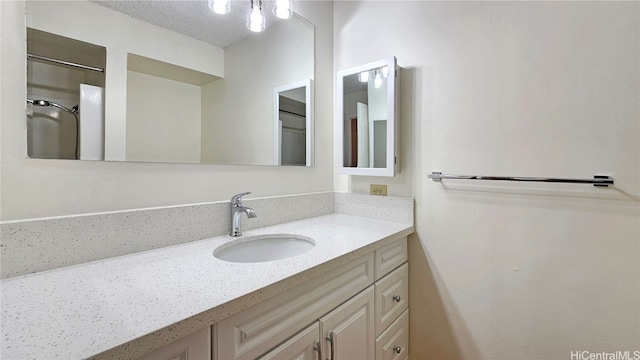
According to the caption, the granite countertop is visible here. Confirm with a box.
[1,214,413,360]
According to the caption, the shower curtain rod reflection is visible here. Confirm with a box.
[27,54,104,73]
[428,171,614,187]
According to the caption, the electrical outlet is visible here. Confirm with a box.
[370,184,388,196]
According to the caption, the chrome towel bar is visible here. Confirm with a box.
[428,172,614,187]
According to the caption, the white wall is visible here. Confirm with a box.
[0,0,334,220]
[334,1,639,359]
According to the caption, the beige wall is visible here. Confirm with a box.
[0,0,334,220]
[126,71,202,164]
[334,1,639,359]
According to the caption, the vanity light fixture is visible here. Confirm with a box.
[359,71,370,82]
[208,0,230,15]
[209,0,295,33]
[247,0,266,32]
[273,0,293,19]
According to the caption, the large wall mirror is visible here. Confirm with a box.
[336,57,399,177]
[25,0,314,166]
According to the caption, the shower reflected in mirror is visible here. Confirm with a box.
[27,98,79,159]
[27,28,106,161]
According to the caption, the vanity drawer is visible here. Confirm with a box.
[375,309,409,360]
[375,237,407,280]
[375,263,408,335]
[215,253,374,360]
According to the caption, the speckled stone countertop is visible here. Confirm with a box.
[1,214,413,360]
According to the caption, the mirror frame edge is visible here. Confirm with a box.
[335,56,398,177]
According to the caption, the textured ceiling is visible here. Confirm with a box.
[92,0,284,48]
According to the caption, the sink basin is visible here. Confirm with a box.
[214,234,315,263]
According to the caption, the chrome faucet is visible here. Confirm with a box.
[230,192,257,237]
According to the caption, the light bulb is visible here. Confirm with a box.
[273,0,293,19]
[359,71,369,82]
[208,0,230,15]
[374,72,383,88]
[381,66,389,78]
[247,0,265,32]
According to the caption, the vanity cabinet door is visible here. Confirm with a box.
[320,286,375,360]
[257,322,320,360]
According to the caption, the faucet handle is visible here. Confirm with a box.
[231,191,251,205]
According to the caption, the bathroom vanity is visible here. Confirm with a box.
[142,236,409,360]
[0,194,413,360]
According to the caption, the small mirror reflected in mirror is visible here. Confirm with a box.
[337,57,398,177]
[342,66,389,169]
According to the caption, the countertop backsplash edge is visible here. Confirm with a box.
[0,192,414,279]
[0,192,336,279]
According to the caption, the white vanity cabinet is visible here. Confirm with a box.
[214,252,374,360]
[213,236,409,360]
[258,287,376,360]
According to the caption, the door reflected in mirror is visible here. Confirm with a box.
[337,57,398,177]
[25,0,314,166]
[274,79,313,166]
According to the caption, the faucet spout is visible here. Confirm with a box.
[245,208,258,219]
[229,192,257,237]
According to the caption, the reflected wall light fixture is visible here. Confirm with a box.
[374,71,383,88]
[208,0,230,15]
[381,66,389,78]
[273,0,293,19]
[247,0,266,32]
[209,0,295,33]
[359,66,389,88]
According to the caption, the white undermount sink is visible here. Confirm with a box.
[213,234,315,263]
